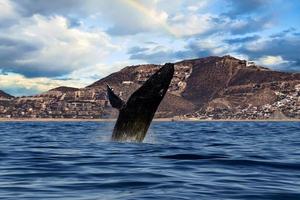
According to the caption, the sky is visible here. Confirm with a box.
[0,0,300,96]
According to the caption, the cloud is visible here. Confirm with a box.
[240,35,300,71]
[270,27,297,38]
[128,25,300,73]
[0,0,20,27]
[229,16,273,35]
[0,14,117,77]
[169,13,219,37]
[128,46,150,55]
[128,36,233,63]
[0,72,85,96]
[11,0,172,36]
[0,0,15,17]
[257,55,289,66]
[242,36,300,60]
[224,0,272,18]
[294,32,300,36]
[168,13,273,37]
[11,0,96,16]
[128,44,178,63]
[216,0,276,35]
[106,1,171,36]
[185,37,231,56]
[164,0,275,37]
[129,50,178,64]
[67,61,129,84]
[225,35,260,44]
[0,0,16,18]
[186,1,209,12]
[8,0,277,38]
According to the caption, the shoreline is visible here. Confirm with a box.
[0,118,299,122]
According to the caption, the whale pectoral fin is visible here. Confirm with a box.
[107,84,125,110]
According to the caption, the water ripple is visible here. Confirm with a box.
[0,121,299,199]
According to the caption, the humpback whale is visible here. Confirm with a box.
[107,63,174,142]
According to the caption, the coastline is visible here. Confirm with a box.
[0,118,299,122]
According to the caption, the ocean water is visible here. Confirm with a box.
[0,121,299,200]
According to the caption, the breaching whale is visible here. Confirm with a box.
[107,63,174,142]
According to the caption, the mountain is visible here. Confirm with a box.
[0,55,299,119]
[86,55,300,119]
[49,86,80,93]
[0,90,14,99]
[39,86,80,98]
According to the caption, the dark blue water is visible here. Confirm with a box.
[0,122,299,200]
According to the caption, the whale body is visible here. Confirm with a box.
[107,63,174,142]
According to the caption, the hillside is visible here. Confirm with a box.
[86,55,300,119]
[49,86,80,93]
[0,55,299,119]
[0,90,14,99]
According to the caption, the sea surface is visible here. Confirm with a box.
[0,121,299,200]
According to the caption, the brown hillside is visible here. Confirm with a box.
[0,90,14,99]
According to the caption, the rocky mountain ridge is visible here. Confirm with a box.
[1,55,300,119]
[0,90,14,99]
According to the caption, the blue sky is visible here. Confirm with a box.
[0,0,299,96]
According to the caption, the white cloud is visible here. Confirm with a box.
[169,13,218,37]
[68,61,130,84]
[199,39,228,54]
[244,38,266,51]
[187,1,209,12]
[167,12,265,37]
[105,0,171,35]
[0,14,118,77]
[10,0,214,37]
[257,55,289,66]
[191,36,233,55]
[0,72,85,96]
[0,0,17,20]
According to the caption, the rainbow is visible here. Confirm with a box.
[123,0,178,37]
